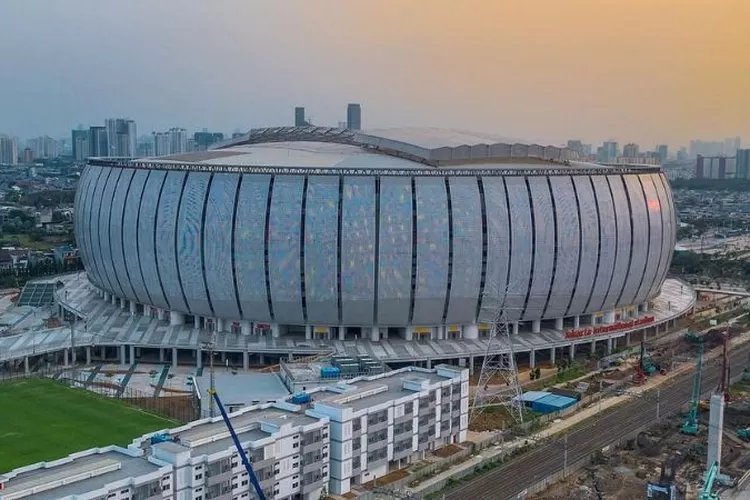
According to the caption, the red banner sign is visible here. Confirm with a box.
[564,315,655,339]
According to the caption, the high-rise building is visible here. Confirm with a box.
[72,129,89,161]
[566,139,589,158]
[295,106,307,127]
[105,118,137,156]
[88,126,108,157]
[346,103,361,130]
[194,130,224,150]
[168,128,188,154]
[597,141,618,162]
[21,148,34,164]
[0,135,18,165]
[677,147,688,161]
[28,136,59,159]
[689,137,741,159]
[152,132,170,156]
[656,145,668,163]
[737,149,750,180]
[622,143,639,158]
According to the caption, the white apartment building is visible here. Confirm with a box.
[0,365,467,500]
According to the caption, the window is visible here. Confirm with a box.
[292,482,299,489]
[162,484,171,492]
[195,474,203,481]
[241,479,248,487]
[293,442,299,448]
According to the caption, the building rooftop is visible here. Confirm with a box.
[89,127,666,175]
[0,448,164,500]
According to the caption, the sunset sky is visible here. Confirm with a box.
[1,0,748,149]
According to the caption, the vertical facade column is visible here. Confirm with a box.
[241,320,251,335]
[469,355,475,376]
[463,324,479,340]
[271,323,281,339]
[603,310,615,324]
[143,304,151,317]
[243,351,249,370]
[129,345,136,364]
[338,327,346,341]
[554,317,564,330]
[529,349,536,368]
[573,315,580,328]
[531,320,541,334]
[370,326,380,342]
[626,331,632,345]
[405,327,414,341]
[196,349,202,369]
[569,343,575,360]
[170,311,185,326]
[607,337,613,354]
[550,346,556,365]
[64,349,70,367]
[305,325,312,340]
[159,348,165,362]
[590,340,596,357]
[119,345,127,365]
[216,318,225,333]
[24,356,30,374]
[129,300,137,315]
[512,322,519,335]
[86,346,91,365]
[172,347,178,368]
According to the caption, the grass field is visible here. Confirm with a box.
[0,378,177,473]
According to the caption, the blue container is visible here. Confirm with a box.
[320,366,341,379]
[290,392,312,404]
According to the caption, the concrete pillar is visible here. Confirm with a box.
[590,339,596,357]
[100,346,106,359]
[531,320,541,334]
[305,325,312,340]
[603,310,615,324]
[24,356,29,374]
[64,349,70,367]
[259,353,265,365]
[159,348,165,362]
[129,345,136,364]
[216,318,225,333]
[120,345,127,365]
[111,294,117,305]
[370,326,380,342]
[468,355,475,376]
[170,311,185,326]
[129,300,137,315]
[529,349,536,368]
[554,317,564,330]
[243,351,249,370]
[464,324,479,340]
[707,393,725,472]
[512,322,519,335]
[120,298,126,309]
[172,347,178,368]
[104,292,110,302]
[196,349,202,369]
[550,346,556,365]
[271,324,281,339]
[241,320,251,336]
[607,337,613,354]
[143,304,151,318]
[405,327,414,341]
[426,358,432,369]
[626,331,631,346]
[569,343,575,360]
[573,315,580,328]
[338,327,346,341]
[86,346,91,365]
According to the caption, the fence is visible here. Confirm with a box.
[0,362,199,423]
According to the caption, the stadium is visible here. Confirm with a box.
[72,126,682,348]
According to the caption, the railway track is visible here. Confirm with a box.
[443,342,750,500]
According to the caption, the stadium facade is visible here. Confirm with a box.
[74,127,676,342]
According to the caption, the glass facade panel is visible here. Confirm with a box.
[544,176,579,318]
[567,176,598,315]
[377,177,412,325]
[123,170,151,304]
[109,168,137,302]
[138,170,168,309]
[177,172,212,317]
[525,177,554,320]
[341,177,376,325]
[155,170,188,312]
[304,176,339,324]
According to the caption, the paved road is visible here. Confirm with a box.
[444,343,750,500]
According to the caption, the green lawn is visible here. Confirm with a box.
[0,378,177,473]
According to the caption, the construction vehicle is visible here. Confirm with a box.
[736,427,750,441]
[699,461,720,500]
[684,330,703,344]
[208,388,266,500]
[681,343,703,435]
[633,341,659,384]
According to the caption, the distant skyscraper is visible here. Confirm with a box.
[21,148,33,164]
[566,140,585,157]
[153,132,170,156]
[346,103,361,130]
[168,128,188,154]
[677,147,688,161]
[88,126,108,157]
[656,145,668,163]
[622,143,639,158]
[194,131,224,150]
[737,149,750,180]
[294,107,307,127]
[0,135,18,165]
[28,136,59,159]
[597,141,618,162]
[72,129,89,161]
[105,118,137,156]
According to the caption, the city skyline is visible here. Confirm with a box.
[1,1,748,149]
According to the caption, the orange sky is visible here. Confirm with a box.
[1,0,748,148]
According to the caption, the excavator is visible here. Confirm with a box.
[681,343,703,435]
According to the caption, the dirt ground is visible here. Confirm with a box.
[530,384,750,499]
